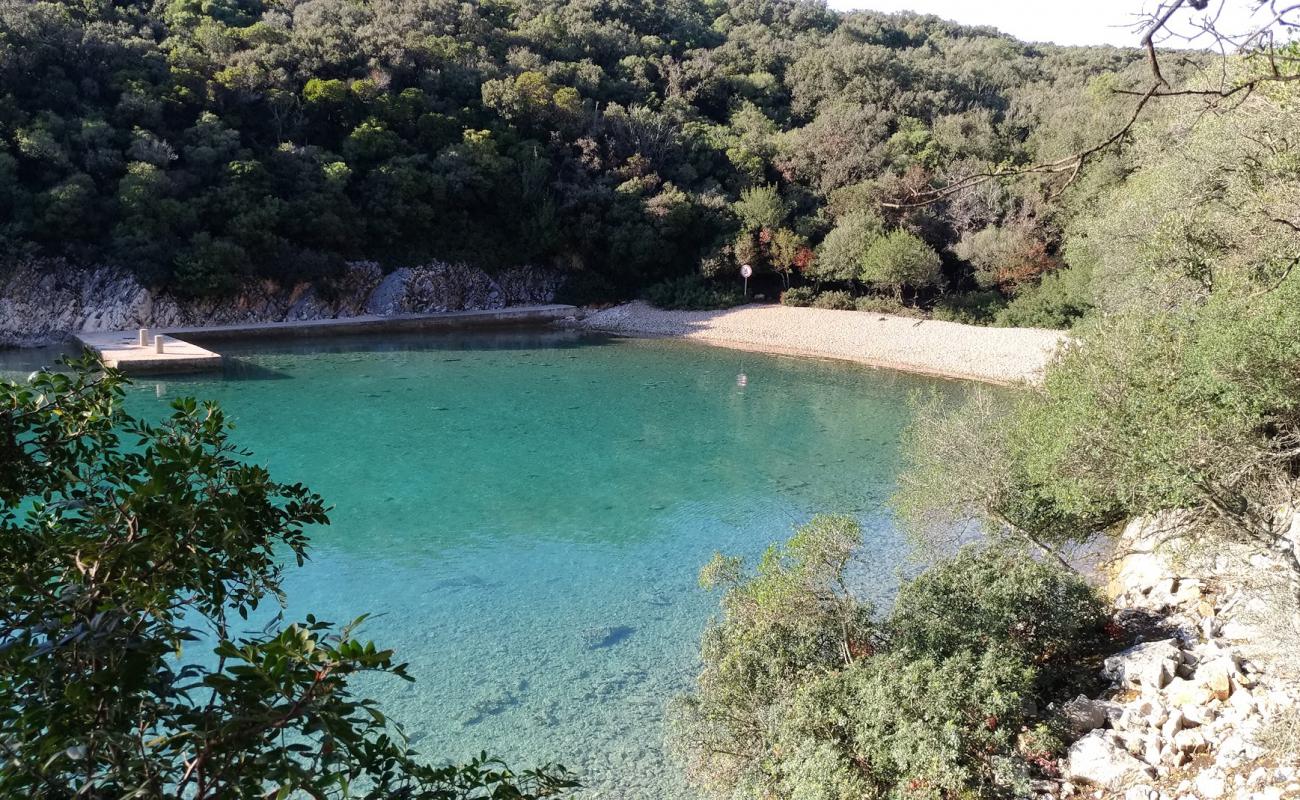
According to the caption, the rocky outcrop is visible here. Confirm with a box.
[1038,516,1300,800]
[0,259,562,347]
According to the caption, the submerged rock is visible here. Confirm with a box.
[582,625,636,649]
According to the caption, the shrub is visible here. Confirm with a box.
[893,390,1127,568]
[555,270,619,305]
[931,289,1007,325]
[861,229,942,300]
[768,227,813,285]
[810,209,884,282]
[780,286,817,306]
[643,275,745,310]
[953,224,1058,294]
[672,515,874,798]
[811,289,854,310]
[995,262,1094,329]
[773,649,1038,800]
[173,233,248,297]
[900,273,1300,605]
[672,520,1112,800]
[889,545,1108,696]
[733,184,790,231]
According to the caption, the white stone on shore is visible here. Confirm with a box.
[1040,506,1300,800]
[1105,639,1183,691]
[1063,696,1114,734]
[1196,772,1227,799]
[1067,731,1156,789]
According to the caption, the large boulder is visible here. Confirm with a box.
[1061,695,1116,736]
[362,268,411,316]
[400,262,503,313]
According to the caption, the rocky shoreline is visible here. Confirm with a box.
[0,259,560,348]
[1050,517,1300,800]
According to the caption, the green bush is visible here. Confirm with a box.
[899,274,1300,608]
[994,263,1093,329]
[932,289,1008,325]
[672,520,1111,800]
[952,224,1057,295]
[643,275,745,310]
[889,545,1108,696]
[672,515,874,797]
[780,286,817,306]
[861,230,942,300]
[172,233,248,297]
[555,271,619,306]
[810,210,884,282]
[894,389,1128,566]
[811,289,855,310]
[774,649,1038,800]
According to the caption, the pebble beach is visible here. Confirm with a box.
[580,301,1069,385]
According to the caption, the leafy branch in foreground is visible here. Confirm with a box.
[0,357,575,799]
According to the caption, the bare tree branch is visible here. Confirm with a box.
[881,0,1300,210]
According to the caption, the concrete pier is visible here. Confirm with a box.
[72,331,223,374]
[71,304,578,375]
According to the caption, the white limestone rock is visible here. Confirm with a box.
[1105,639,1183,691]
[1067,731,1157,790]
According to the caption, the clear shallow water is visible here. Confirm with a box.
[3,331,965,799]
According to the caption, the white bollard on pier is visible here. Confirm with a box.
[138,328,149,347]
[154,335,165,354]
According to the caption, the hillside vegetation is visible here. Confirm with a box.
[671,80,1300,795]
[1,0,1152,316]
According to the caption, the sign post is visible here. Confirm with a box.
[740,263,752,298]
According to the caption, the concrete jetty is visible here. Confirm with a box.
[73,331,222,374]
[72,304,578,374]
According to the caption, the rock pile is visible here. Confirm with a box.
[0,258,561,347]
[1043,519,1300,800]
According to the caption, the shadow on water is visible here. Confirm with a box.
[583,625,637,649]
[190,327,609,360]
[179,327,615,383]
[3,326,611,383]
[214,358,295,381]
[0,342,80,377]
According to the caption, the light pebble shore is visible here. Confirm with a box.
[579,301,1069,385]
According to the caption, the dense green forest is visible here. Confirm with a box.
[0,0,1151,312]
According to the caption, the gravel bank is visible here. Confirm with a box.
[580,301,1068,384]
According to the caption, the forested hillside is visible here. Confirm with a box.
[0,0,1148,310]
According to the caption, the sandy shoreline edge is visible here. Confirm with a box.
[577,301,1068,385]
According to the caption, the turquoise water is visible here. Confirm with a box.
[3,331,964,798]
